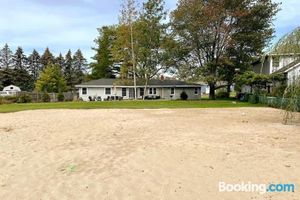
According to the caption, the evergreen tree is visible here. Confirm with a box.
[40,47,55,69]
[28,49,42,81]
[0,44,14,69]
[55,53,65,70]
[35,64,67,93]
[91,26,116,79]
[0,68,33,91]
[63,50,74,89]
[12,68,34,91]
[13,47,27,70]
[0,69,14,90]
[73,49,87,84]
[0,46,34,91]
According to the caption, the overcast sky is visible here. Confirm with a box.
[0,0,299,61]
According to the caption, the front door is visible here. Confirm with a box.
[129,88,135,99]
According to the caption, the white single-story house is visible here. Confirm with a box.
[75,79,203,101]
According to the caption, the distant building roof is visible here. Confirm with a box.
[78,79,115,86]
[147,79,196,86]
[3,85,21,92]
[76,79,201,87]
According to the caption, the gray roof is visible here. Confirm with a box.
[76,79,200,87]
[147,79,197,86]
[78,79,115,86]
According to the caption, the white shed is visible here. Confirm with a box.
[3,85,21,93]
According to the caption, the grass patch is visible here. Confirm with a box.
[0,100,264,113]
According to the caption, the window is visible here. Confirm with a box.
[122,88,127,97]
[170,88,175,95]
[149,88,153,95]
[194,88,198,95]
[10,87,13,90]
[273,56,280,67]
[82,88,87,95]
[273,56,280,72]
[149,88,157,95]
[105,88,111,95]
[140,88,144,96]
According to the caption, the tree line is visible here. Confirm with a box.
[90,0,279,99]
[0,44,87,92]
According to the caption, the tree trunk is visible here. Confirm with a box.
[209,83,216,100]
[226,84,231,98]
[143,78,148,100]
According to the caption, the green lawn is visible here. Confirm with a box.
[0,100,264,113]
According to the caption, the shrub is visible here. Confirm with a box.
[248,94,259,104]
[238,93,251,102]
[180,91,188,100]
[216,91,229,99]
[271,84,287,97]
[17,94,32,103]
[57,93,65,102]
[282,78,300,124]
[0,96,18,104]
[42,92,51,102]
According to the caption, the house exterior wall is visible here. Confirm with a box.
[78,86,201,101]
[79,87,106,101]
[278,56,298,70]
[160,87,201,100]
[253,58,271,74]
[201,85,210,94]
[287,63,300,85]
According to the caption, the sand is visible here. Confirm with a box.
[0,108,299,200]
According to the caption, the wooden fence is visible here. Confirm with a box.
[15,92,79,102]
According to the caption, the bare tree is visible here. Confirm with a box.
[120,0,139,99]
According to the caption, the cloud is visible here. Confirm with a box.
[0,0,298,61]
[272,0,300,43]
[0,0,121,59]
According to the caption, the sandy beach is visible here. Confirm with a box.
[0,108,299,200]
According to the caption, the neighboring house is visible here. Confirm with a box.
[252,27,300,83]
[0,85,21,96]
[75,79,202,101]
[253,53,299,75]
[274,58,300,85]
[252,54,300,84]
[196,81,210,94]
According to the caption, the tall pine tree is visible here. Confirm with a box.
[73,49,87,84]
[55,53,65,70]
[28,49,42,81]
[0,44,14,69]
[40,47,55,69]
[63,50,74,90]
[13,47,27,70]
[12,47,34,91]
[91,26,116,79]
